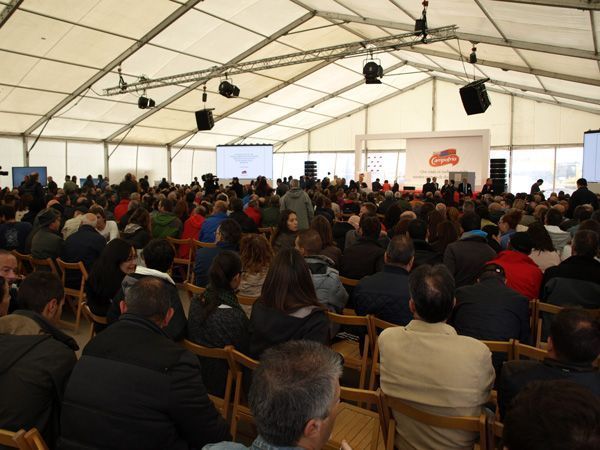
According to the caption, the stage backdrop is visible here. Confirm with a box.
[404,130,490,190]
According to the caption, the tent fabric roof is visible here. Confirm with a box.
[0,0,598,148]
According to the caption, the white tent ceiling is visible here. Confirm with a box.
[0,0,598,149]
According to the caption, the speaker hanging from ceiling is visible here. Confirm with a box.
[459,78,491,115]
[195,109,214,131]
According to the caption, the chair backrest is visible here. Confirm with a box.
[167,237,193,261]
[192,239,216,249]
[535,301,563,347]
[381,393,488,450]
[481,340,514,361]
[367,317,399,390]
[30,257,58,276]
[184,282,206,300]
[236,294,258,306]
[328,311,370,327]
[23,429,48,450]
[339,275,360,287]
[56,258,88,290]
[0,428,32,450]
[513,340,548,361]
[230,348,259,372]
[11,251,32,276]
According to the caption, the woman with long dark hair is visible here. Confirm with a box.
[248,248,329,359]
[85,238,137,317]
[527,221,560,272]
[310,215,341,268]
[238,234,273,298]
[271,209,298,253]
[121,207,151,250]
[187,251,248,395]
[430,220,460,256]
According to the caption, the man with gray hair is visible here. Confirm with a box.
[63,213,106,286]
[60,277,230,450]
[280,179,313,230]
[205,340,348,450]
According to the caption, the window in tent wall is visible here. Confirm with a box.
[396,151,406,186]
[192,150,216,183]
[334,152,355,182]
[171,149,194,185]
[137,146,168,185]
[108,144,137,185]
[511,147,555,195]
[272,153,284,180]
[67,141,104,183]
[0,136,24,188]
[555,146,583,195]
[280,153,308,180]
[28,139,66,186]
[490,148,511,191]
[309,152,337,180]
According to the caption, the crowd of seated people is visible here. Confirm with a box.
[0,171,599,449]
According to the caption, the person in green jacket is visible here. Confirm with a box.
[151,198,183,239]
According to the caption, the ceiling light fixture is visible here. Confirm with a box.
[138,95,155,109]
[414,1,429,43]
[469,45,478,64]
[363,59,383,84]
[218,77,240,98]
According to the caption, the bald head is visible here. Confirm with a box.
[80,213,98,227]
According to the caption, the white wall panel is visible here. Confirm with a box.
[171,148,194,185]
[108,144,137,184]
[192,150,216,180]
[137,146,168,184]
[0,136,24,188]
[67,141,104,180]
[29,139,66,184]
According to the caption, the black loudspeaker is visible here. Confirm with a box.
[195,109,214,131]
[459,79,491,115]
[304,160,317,178]
[490,158,507,194]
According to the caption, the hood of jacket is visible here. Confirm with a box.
[153,211,177,226]
[186,213,205,228]
[305,255,335,274]
[493,250,538,267]
[123,223,142,235]
[286,188,304,199]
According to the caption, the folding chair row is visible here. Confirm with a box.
[0,427,49,450]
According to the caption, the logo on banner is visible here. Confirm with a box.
[429,148,460,167]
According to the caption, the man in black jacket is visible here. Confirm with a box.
[407,219,441,268]
[60,277,230,450]
[352,235,414,326]
[450,264,530,377]
[498,308,600,419]
[63,213,106,287]
[567,178,598,218]
[340,215,386,280]
[0,272,78,448]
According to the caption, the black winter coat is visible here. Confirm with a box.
[59,314,230,450]
[340,238,385,280]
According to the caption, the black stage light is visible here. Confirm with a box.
[138,96,155,109]
[363,61,383,84]
[219,80,240,98]
[469,46,478,64]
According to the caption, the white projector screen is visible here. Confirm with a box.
[216,144,273,179]
[583,130,600,182]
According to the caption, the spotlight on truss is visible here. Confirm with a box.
[138,96,155,109]
[218,80,240,98]
[363,61,383,84]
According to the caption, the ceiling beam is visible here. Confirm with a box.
[276,77,433,150]
[226,61,412,145]
[23,0,205,136]
[434,75,599,115]
[403,60,600,105]
[105,11,316,142]
[168,58,336,146]
[402,46,600,86]
[491,0,600,10]
[314,11,600,61]
[0,0,24,29]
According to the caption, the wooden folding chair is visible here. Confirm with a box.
[30,257,58,276]
[82,301,108,341]
[381,393,488,450]
[228,349,259,440]
[534,301,562,347]
[0,428,33,450]
[257,227,274,241]
[486,416,504,450]
[23,429,49,450]
[512,340,548,361]
[167,237,193,283]
[181,340,234,421]
[184,281,206,302]
[328,312,371,390]
[367,317,398,391]
[56,258,88,332]
[326,387,387,450]
[481,340,514,361]
[11,250,32,277]
[528,299,537,335]
[236,294,258,307]
[192,239,217,250]
[339,276,360,288]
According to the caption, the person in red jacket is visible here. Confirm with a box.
[113,197,130,222]
[244,199,262,227]
[487,232,543,300]
[179,206,206,258]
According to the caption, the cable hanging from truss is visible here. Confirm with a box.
[102,25,457,96]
